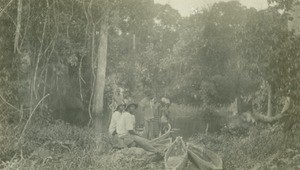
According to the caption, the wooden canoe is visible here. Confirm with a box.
[187,143,223,170]
[164,137,188,170]
[152,137,172,151]
[150,123,171,144]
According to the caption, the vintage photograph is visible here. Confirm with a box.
[0,0,300,169]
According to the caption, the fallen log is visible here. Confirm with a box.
[252,112,283,123]
[252,97,290,123]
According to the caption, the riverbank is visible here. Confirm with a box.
[2,118,299,169]
[189,123,300,169]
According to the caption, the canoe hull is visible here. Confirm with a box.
[165,137,188,170]
[187,143,223,170]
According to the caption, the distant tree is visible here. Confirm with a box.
[267,0,296,10]
[163,1,253,105]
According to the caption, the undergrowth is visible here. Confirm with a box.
[189,123,300,169]
[0,120,114,170]
[0,118,166,170]
[1,107,300,170]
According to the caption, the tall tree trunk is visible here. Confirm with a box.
[235,55,241,115]
[93,15,109,132]
[14,0,22,53]
[234,97,240,115]
[267,83,273,117]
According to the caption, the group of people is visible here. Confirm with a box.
[140,93,171,139]
[108,92,171,156]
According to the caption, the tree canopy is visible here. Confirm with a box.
[0,0,299,127]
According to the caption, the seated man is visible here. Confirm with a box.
[109,103,126,135]
[116,102,163,156]
[108,103,126,149]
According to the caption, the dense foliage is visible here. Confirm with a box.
[1,0,300,169]
[1,0,300,121]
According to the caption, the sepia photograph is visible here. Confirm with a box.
[0,0,300,169]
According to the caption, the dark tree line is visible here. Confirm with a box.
[0,0,300,134]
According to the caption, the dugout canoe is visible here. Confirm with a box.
[164,136,188,170]
[187,143,223,170]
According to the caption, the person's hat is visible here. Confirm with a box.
[125,102,138,110]
[115,101,126,110]
[161,97,170,104]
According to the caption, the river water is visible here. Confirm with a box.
[171,115,225,139]
[135,108,226,140]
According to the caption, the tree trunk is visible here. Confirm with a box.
[14,0,23,53]
[236,97,240,115]
[267,83,273,117]
[93,15,109,132]
[235,56,241,115]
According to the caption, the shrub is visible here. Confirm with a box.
[188,123,299,169]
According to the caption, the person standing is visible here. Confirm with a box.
[152,98,161,138]
[160,97,171,134]
[140,91,155,139]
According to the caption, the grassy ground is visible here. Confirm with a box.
[1,107,300,170]
[3,123,298,170]
[189,123,300,169]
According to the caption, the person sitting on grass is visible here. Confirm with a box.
[109,102,126,136]
[108,102,126,150]
[116,102,164,159]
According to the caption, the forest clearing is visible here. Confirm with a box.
[1,0,300,169]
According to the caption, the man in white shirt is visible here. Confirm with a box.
[117,103,140,147]
[116,108,136,137]
[117,103,163,156]
[109,103,126,135]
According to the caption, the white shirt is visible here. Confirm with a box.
[116,111,135,137]
[109,111,122,135]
